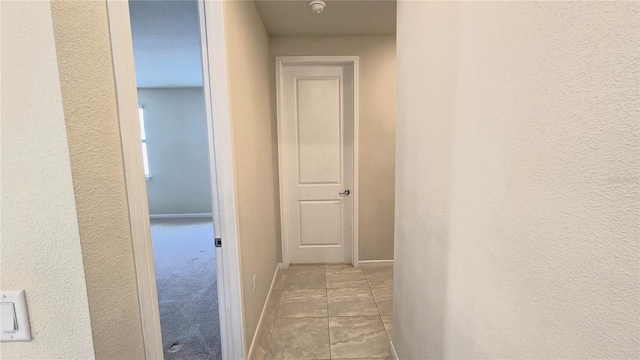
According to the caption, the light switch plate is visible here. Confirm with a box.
[0,290,32,341]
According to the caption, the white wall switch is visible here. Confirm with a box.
[1,303,17,332]
[1,290,32,341]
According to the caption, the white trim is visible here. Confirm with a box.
[390,341,400,360]
[247,263,281,359]
[358,260,394,267]
[200,1,247,358]
[352,57,360,269]
[106,2,163,358]
[149,213,213,219]
[107,1,246,359]
[275,56,360,269]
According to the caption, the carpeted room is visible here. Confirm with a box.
[129,1,222,358]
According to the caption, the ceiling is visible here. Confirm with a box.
[255,0,397,36]
[129,0,396,88]
[129,0,203,87]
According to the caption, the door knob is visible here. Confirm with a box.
[339,189,351,196]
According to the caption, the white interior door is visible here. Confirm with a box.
[279,61,355,264]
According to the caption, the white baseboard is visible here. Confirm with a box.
[358,259,394,267]
[390,341,399,360]
[149,213,213,219]
[247,263,281,360]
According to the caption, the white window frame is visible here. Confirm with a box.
[138,106,151,180]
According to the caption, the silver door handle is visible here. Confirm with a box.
[339,189,351,196]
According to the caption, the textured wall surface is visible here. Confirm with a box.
[0,1,95,358]
[138,87,213,215]
[50,1,146,358]
[394,1,639,358]
[225,0,280,349]
[270,36,397,261]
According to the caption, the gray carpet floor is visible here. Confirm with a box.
[151,218,222,360]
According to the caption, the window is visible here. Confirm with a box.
[139,106,151,179]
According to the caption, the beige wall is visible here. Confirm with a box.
[50,1,146,358]
[270,36,397,261]
[225,1,280,348]
[0,2,95,358]
[394,1,639,358]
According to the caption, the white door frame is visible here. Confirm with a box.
[106,1,246,359]
[275,56,360,268]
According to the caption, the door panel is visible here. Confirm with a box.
[280,63,354,264]
[299,200,342,246]
[297,78,342,184]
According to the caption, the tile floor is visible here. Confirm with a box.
[251,264,393,360]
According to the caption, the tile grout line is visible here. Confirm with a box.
[365,269,393,346]
[367,276,391,343]
[325,263,332,360]
[364,267,387,335]
[273,264,392,360]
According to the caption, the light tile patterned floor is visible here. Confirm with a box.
[251,264,393,360]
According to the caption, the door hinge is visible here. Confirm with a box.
[215,238,222,248]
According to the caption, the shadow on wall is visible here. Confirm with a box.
[393,3,462,358]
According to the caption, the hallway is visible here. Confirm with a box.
[251,264,394,360]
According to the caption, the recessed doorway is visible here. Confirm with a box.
[276,57,359,266]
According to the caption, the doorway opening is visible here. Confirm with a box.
[109,0,246,357]
[128,1,220,359]
[110,0,396,358]
[276,57,359,267]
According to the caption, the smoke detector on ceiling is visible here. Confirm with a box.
[309,0,326,14]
